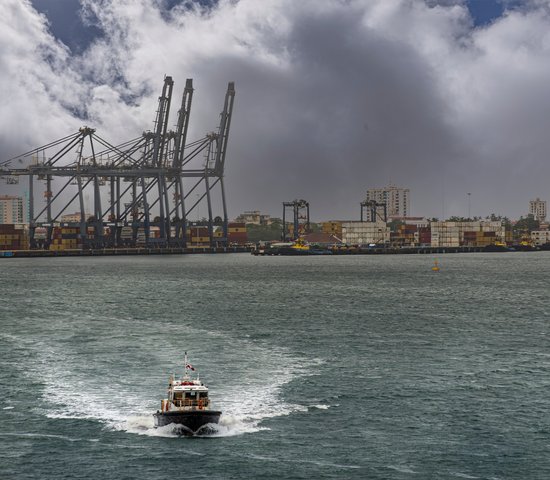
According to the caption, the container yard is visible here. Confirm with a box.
[0,221,249,255]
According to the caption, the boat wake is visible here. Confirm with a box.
[18,327,321,439]
[123,414,252,438]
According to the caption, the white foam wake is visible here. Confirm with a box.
[27,327,322,438]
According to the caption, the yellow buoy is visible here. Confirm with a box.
[432,259,440,272]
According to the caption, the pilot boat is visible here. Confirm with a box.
[153,353,221,434]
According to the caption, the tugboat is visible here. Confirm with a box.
[153,353,221,435]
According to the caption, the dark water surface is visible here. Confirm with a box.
[1,253,549,479]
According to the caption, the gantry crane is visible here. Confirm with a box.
[282,199,310,241]
[0,76,236,249]
[360,199,387,222]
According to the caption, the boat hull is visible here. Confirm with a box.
[153,410,222,434]
[273,247,332,255]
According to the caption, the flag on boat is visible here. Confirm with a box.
[186,363,195,371]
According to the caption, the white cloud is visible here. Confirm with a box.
[0,1,83,151]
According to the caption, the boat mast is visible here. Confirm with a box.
[184,351,188,379]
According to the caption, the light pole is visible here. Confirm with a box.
[467,192,471,220]
[196,194,200,224]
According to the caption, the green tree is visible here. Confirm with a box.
[513,214,539,234]
[246,221,284,243]
[486,213,511,229]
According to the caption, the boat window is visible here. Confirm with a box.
[199,392,208,399]
[173,392,183,400]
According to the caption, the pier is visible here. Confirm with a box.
[0,246,252,258]
[252,245,530,256]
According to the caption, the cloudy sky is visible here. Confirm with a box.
[1,0,549,220]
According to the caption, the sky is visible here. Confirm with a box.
[1,0,549,221]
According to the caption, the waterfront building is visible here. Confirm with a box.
[235,210,272,225]
[60,212,93,223]
[0,195,24,224]
[529,198,547,221]
[365,185,410,221]
[531,230,550,246]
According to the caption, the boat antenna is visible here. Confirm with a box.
[184,351,188,379]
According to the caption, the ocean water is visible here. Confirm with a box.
[1,252,549,479]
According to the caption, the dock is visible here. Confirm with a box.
[252,245,532,256]
[0,246,252,258]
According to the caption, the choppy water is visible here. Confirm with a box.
[1,252,550,479]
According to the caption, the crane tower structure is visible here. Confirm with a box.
[360,199,387,223]
[282,199,310,241]
[0,76,235,249]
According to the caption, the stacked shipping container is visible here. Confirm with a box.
[187,223,248,245]
[341,221,390,245]
[321,221,343,238]
[390,224,418,246]
[430,221,506,247]
[49,226,81,251]
[0,224,28,250]
[228,222,247,244]
[415,227,432,246]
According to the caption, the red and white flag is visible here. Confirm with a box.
[186,363,195,371]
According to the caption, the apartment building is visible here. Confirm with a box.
[0,195,24,224]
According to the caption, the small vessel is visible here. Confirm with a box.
[153,353,221,435]
[277,238,333,255]
[484,241,509,252]
[512,240,536,251]
[431,259,440,271]
[277,238,311,255]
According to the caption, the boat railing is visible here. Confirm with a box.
[172,398,210,409]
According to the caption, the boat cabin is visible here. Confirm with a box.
[168,381,210,410]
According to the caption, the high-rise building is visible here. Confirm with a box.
[0,195,24,224]
[365,185,410,221]
[529,198,546,221]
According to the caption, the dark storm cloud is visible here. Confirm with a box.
[208,7,461,219]
[2,0,550,220]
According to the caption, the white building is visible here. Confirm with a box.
[529,198,547,221]
[365,185,410,221]
[60,212,93,223]
[341,221,390,245]
[235,210,272,225]
[0,195,24,224]
[531,230,550,246]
